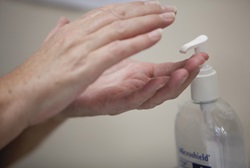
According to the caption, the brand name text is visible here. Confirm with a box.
[179,148,210,162]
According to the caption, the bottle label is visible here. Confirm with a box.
[178,148,212,168]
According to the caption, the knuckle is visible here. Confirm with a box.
[93,41,123,66]
[98,6,108,12]
[111,20,126,35]
[99,3,114,12]
[81,9,103,20]
[109,40,124,56]
[58,28,74,47]
[104,40,128,64]
[61,28,81,48]
[111,6,128,19]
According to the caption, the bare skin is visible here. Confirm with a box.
[0,1,208,150]
[61,55,207,117]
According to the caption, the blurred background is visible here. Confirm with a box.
[0,0,249,167]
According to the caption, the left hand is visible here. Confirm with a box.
[61,53,208,117]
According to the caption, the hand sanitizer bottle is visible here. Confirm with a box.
[175,35,248,168]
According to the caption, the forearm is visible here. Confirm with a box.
[0,52,87,149]
[0,71,34,149]
[0,58,76,149]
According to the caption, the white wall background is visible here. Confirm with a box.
[0,0,249,167]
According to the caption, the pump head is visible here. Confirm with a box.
[180,35,219,103]
[180,35,208,54]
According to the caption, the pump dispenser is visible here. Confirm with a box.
[180,35,219,104]
[175,35,248,168]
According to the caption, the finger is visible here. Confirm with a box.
[86,29,163,75]
[80,5,116,20]
[84,12,175,53]
[138,53,208,109]
[138,68,189,109]
[77,1,176,35]
[110,76,169,115]
[177,52,209,92]
[161,4,177,15]
[80,1,145,20]
[152,60,187,77]
[43,17,70,43]
[167,53,209,97]
[185,52,209,71]
[152,53,208,77]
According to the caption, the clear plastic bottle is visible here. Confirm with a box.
[175,35,248,168]
[175,99,248,168]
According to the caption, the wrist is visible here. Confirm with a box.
[60,101,95,118]
[0,73,33,149]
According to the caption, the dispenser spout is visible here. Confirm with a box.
[180,35,208,54]
[179,35,219,103]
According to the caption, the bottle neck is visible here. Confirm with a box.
[193,98,219,113]
[192,98,219,104]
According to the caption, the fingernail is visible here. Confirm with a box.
[148,28,163,40]
[161,5,177,14]
[145,0,160,5]
[160,12,175,21]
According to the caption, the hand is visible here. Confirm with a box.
[24,1,176,124]
[0,0,178,149]
[61,53,208,117]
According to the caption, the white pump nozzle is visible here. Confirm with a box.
[180,35,219,103]
[180,35,208,54]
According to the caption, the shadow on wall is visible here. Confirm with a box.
[0,118,66,167]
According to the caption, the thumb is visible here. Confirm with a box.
[43,17,70,43]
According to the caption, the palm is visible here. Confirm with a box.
[62,58,189,117]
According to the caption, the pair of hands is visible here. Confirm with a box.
[17,1,208,125]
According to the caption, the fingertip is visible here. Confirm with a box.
[185,53,208,72]
[199,52,209,61]
[148,28,163,41]
[159,12,176,28]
